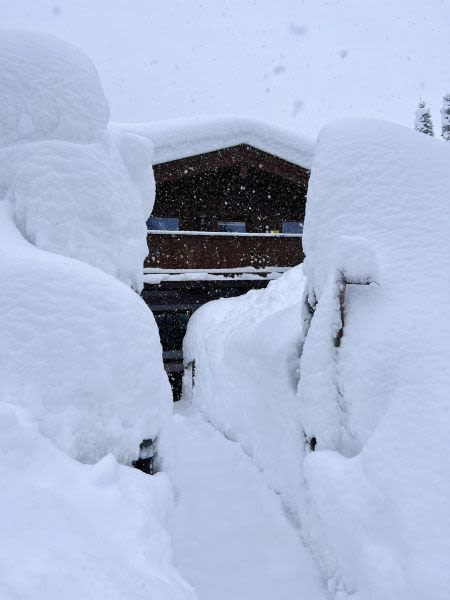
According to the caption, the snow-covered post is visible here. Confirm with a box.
[333,237,379,349]
[414,99,434,136]
[441,94,450,140]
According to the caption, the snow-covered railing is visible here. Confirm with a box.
[143,266,288,283]
[143,266,289,274]
[147,229,302,238]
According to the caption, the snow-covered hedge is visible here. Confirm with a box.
[0,30,170,465]
[0,202,171,464]
[0,30,152,292]
[299,119,450,600]
[185,119,450,599]
[0,30,109,146]
[0,30,191,600]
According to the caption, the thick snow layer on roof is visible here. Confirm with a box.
[0,31,153,292]
[183,265,307,514]
[0,402,196,600]
[0,30,109,146]
[118,116,314,169]
[299,119,450,599]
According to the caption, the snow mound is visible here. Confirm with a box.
[299,119,450,599]
[183,265,307,512]
[1,131,153,291]
[0,30,109,146]
[119,115,314,168]
[0,201,171,464]
[0,402,195,600]
[0,31,186,599]
[0,31,169,464]
[184,119,450,599]
[0,31,152,291]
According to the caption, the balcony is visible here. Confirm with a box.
[145,229,304,270]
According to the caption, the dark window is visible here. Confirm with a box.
[218,221,246,233]
[147,217,180,231]
[282,221,303,234]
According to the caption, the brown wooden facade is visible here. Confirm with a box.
[145,232,304,270]
[147,144,309,270]
[142,143,310,399]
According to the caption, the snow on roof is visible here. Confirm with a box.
[116,115,314,169]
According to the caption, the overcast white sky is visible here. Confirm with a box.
[2,0,449,138]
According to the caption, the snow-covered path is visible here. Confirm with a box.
[169,401,326,600]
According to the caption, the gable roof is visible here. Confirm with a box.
[116,115,314,170]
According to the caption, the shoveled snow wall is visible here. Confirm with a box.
[298,119,450,600]
[184,119,450,600]
[183,265,307,513]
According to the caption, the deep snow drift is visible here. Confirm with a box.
[185,120,450,599]
[0,30,152,292]
[0,402,195,600]
[0,30,109,146]
[0,30,169,464]
[299,119,450,600]
[0,31,194,599]
[0,202,170,464]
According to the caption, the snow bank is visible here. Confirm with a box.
[0,30,171,464]
[0,31,152,291]
[0,30,109,146]
[0,186,170,465]
[0,30,188,599]
[299,119,450,599]
[119,115,314,169]
[0,402,195,600]
[184,119,450,599]
[1,131,154,292]
[183,265,307,512]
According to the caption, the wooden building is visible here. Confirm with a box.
[125,117,313,398]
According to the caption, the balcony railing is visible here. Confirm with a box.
[145,229,304,270]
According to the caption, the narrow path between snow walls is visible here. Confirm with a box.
[167,400,326,600]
